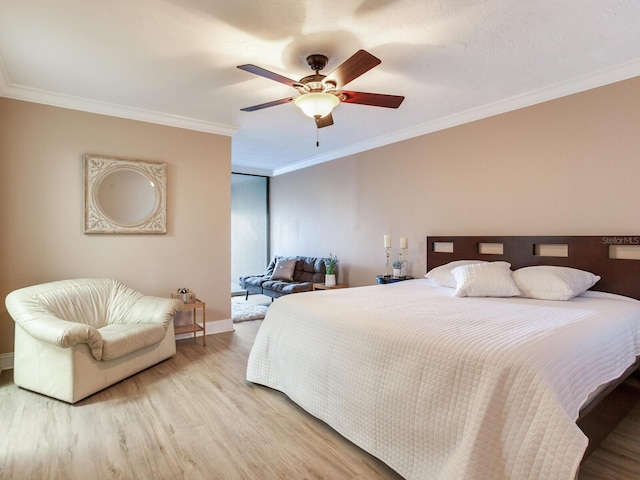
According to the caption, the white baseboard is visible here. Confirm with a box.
[1,319,234,370]
[174,318,234,341]
[0,352,14,371]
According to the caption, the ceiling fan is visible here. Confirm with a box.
[237,49,404,129]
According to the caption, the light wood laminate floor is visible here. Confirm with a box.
[0,320,638,479]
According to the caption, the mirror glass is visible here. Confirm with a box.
[84,155,167,234]
[96,169,158,225]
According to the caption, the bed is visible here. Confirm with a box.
[246,236,640,480]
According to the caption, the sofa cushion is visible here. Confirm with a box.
[240,275,270,286]
[293,257,327,283]
[261,280,314,296]
[99,323,168,361]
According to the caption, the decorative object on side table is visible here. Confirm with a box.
[172,287,195,303]
[384,234,391,276]
[392,258,405,278]
[399,236,408,277]
[324,253,339,286]
[380,236,411,283]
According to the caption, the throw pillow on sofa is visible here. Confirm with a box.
[270,258,297,281]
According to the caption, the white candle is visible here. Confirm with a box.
[384,235,391,248]
[400,237,408,249]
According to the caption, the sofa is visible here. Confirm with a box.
[5,278,183,403]
[240,255,330,299]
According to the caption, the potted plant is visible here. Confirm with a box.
[392,258,405,278]
[324,253,339,286]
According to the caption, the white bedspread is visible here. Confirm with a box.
[246,279,640,480]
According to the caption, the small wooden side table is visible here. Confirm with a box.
[175,299,206,346]
[313,283,349,291]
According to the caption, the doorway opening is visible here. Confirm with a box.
[231,173,269,296]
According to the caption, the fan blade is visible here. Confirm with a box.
[326,50,381,87]
[315,113,334,128]
[340,91,404,108]
[237,64,298,87]
[240,97,295,112]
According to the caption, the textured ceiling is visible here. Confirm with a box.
[2,0,640,176]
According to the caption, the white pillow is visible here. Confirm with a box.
[451,261,521,298]
[425,260,487,288]
[513,266,601,301]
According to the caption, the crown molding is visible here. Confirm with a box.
[0,65,238,137]
[272,59,640,176]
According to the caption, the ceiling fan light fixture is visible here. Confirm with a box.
[294,92,339,119]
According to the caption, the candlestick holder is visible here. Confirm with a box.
[385,247,391,276]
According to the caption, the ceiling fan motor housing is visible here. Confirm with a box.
[296,54,336,94]
[306,54,329,72]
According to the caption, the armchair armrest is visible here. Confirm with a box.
[15,314,104,360]
[6,289,105,359]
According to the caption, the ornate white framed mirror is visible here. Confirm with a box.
[84,154,167,234]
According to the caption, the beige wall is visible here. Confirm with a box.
[0,98,231,355]
[271,77,640,287]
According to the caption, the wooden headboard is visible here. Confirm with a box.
[426,236,640,300]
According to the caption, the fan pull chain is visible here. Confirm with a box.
[316,128,320,147]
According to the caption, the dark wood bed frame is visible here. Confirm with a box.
[426,235,640,458]
[426,235,640,300]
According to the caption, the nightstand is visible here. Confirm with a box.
[313,283,349,291]
[376,275,414,284]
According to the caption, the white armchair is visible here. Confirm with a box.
[5,278,183,403]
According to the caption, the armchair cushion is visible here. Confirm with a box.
[99,323,168,361]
